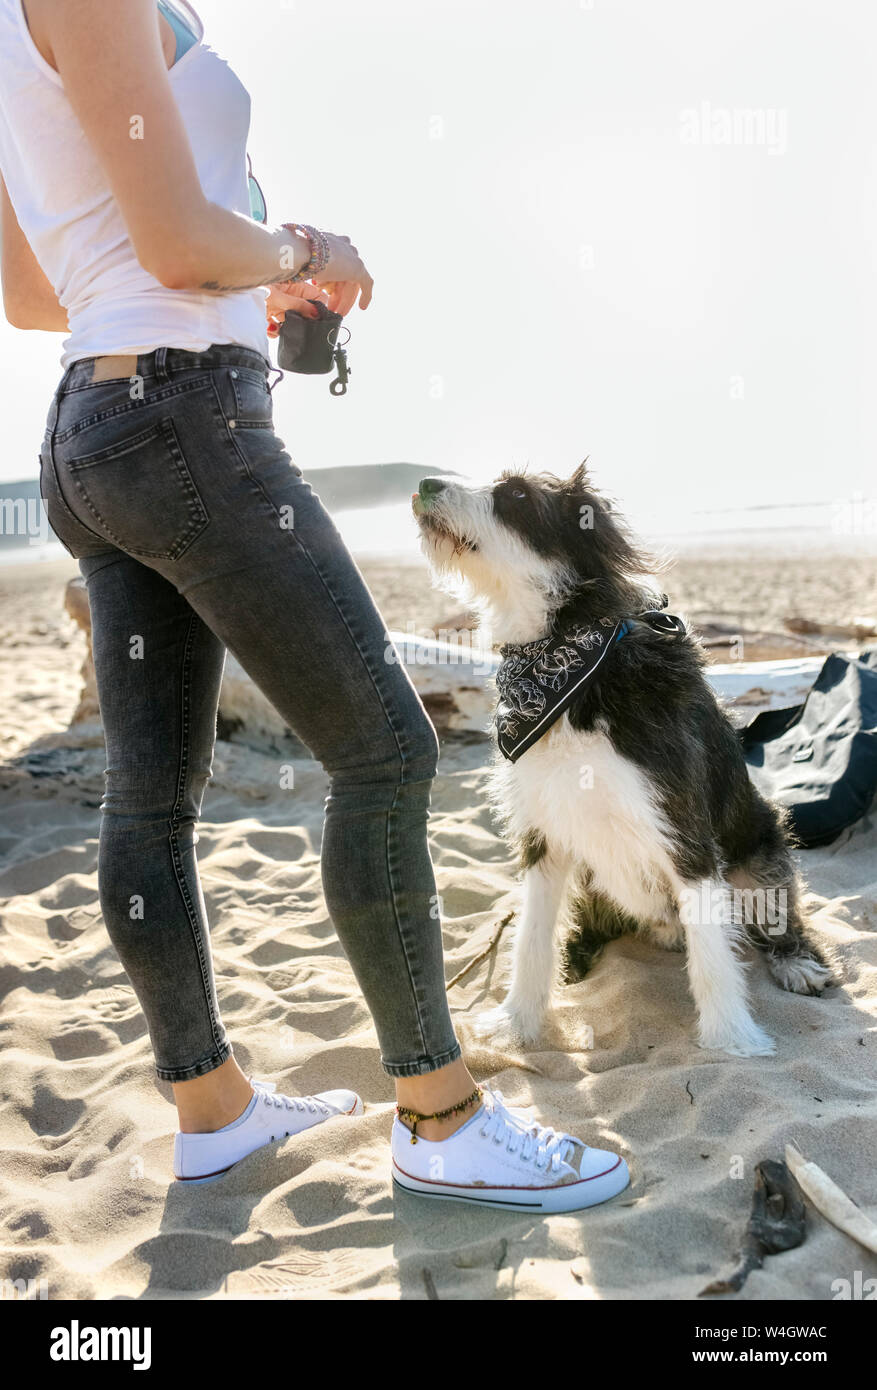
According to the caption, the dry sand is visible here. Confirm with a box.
[362,540,877,637]
[0,552,875,1301]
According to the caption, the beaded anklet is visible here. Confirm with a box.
[396,1086,483,1144]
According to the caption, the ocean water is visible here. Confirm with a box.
[338,498,877,559]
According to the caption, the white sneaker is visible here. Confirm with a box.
[391,1087,629,1213]
[173,1079,363,1184]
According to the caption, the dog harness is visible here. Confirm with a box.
[494,606,686,762]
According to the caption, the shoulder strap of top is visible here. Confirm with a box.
[157,0,200,63]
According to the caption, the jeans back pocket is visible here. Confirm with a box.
[66,418,209,560]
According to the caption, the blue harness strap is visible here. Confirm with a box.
[616,611,686,643]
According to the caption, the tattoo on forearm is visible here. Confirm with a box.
[200,270,302,293]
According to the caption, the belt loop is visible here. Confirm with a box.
[154,346,169,383]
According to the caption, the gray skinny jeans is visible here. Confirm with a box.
[39,342,462,1082]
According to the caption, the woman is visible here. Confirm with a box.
[0,0,629,1211]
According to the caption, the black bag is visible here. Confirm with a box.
[276,302,350,394]
[738,648,877,847]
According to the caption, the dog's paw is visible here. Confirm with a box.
[698,1019,776,1058]
[473,1003,543,1047]
[768,954,834,996]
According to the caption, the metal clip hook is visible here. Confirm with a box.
[329,347,350,396]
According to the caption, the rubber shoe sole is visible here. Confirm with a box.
[391,1153,630,1213]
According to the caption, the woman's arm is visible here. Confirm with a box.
[0,174,69,330]
[27,0,371,306]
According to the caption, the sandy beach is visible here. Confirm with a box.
[1,547,876,1301]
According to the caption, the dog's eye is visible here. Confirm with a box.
[510,486,527,500]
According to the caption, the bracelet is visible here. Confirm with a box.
[299,223,330,274]
[281,222,330,282]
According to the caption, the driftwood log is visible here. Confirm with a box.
[785,1142,877,1256]
[62,578,499,741]
[62,577,848,745]
[64,578,100,726]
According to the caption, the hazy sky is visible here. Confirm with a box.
[2,0,876,539]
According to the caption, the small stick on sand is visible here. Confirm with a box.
[785,1142,877,1256]
[699,1159,806,1296]
[445,912,514,990]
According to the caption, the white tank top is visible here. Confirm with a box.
[0,0,268,366]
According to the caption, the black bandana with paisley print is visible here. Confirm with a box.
[494,608,685,762]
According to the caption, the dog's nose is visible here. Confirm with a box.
[419,477,447,499]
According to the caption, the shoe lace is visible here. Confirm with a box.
[251,1078,328,1117]
[479,1089,579,1174]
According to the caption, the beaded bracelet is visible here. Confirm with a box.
[299,223,331,274]
[282,222,330,283]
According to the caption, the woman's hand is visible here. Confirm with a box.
[265,280,328,338]
[267,231,373,327]
[312,233,373,315]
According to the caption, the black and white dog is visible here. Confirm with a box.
[413,463,832,1057]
